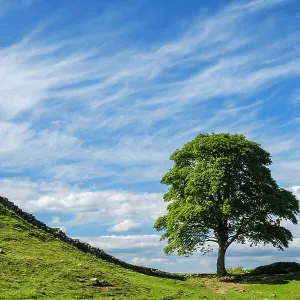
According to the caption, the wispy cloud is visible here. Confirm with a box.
[0,0,299,187]
[291,89,300,105]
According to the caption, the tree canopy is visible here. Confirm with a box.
[154,133,299,276]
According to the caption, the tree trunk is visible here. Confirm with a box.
[217,242,227,276]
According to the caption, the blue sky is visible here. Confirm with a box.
[0,0,300,273]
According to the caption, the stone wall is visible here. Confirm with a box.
[0,196,184,280]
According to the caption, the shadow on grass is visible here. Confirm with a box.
[221,272,300,285]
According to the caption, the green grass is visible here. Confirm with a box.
[1,203,300,299]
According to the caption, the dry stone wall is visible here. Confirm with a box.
[0,196,184,280]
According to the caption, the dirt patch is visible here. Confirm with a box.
[211,281,241,294]
[98,286,114,291]
[197,276,246,294]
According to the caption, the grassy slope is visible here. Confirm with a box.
[0,204,217,300]
[0,203,300,299]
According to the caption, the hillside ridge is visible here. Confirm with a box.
[0,196,183,280]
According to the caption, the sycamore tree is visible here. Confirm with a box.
[154,133,299,276]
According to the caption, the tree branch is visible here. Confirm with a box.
[207,238,218,243]
[227,217,248,246]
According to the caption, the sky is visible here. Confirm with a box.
[0,0,300,273]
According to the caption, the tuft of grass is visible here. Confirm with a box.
[226,266,251,275]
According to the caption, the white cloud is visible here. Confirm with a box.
[272,161,300,186]
[291,89,300,105]
[262,139,296,155]
[291,186,300,200]
[0,178,166,229]
[0,179,74,204]
[77,234,162,250]
[25,191,166,221]
[108,220,142,232]
[51,216,60,224]
[0,122,30,154]
[131,257,172,265]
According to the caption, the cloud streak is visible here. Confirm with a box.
[0,0,299,187]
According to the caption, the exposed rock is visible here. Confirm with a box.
[90,278,111,287]
[90,278,99,286]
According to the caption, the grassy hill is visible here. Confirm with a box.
[1,201,300,299]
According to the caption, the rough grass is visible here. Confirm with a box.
[1,203,300,299]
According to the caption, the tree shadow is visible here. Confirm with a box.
[221,272,300,285]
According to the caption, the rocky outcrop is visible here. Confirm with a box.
[0,196,184,280]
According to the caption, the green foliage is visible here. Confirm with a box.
[154,133,299,274]
[226,266,251,275]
